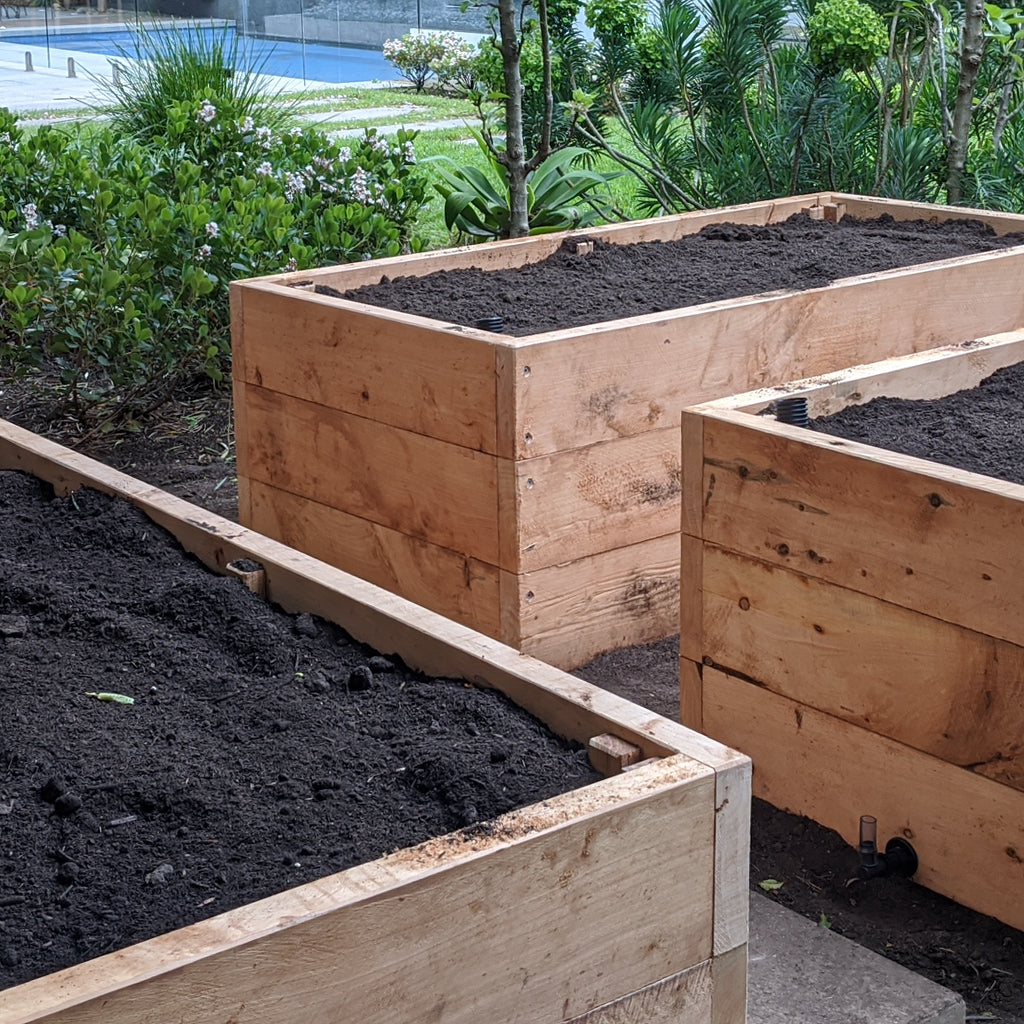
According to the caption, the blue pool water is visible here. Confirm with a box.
[1,25,395,83]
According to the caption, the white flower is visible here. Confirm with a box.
[197,244,213,260]
[283,256,299,272]
[22,202,38,230]
[205,221,220,238]
[240,115,254,133]
[256,161,273,176]
[284,171,306,201]
[255,125,274,150]
[196,100,217,124]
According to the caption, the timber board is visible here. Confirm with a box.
[703,666,1024,932]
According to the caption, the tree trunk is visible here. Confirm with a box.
[946,0,986,204]
[497,0,531,237]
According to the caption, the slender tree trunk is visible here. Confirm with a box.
[496,0,531,237]
[946,0,986,204]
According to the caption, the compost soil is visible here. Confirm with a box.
[2,212,1023,1016]
[0,472,603,988]
[336,213,1024,335]
[810,358,1024,485]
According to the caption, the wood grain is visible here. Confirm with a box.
[702,666,1024,932]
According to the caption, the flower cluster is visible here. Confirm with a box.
[382,30,479,92]
[196,100,217,125]
[22,202,39,230]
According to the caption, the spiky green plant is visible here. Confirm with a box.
[96,22,296,143]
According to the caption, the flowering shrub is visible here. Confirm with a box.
[0,104,426,426]
[383,31,479,92]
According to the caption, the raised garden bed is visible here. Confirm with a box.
[231,193,1024,670]
[0,417,750,1024]
[678,328,1024,931]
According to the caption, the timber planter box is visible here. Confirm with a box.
[230,193,1024,670]
[0,418,750,1024]
[678,329,1024,931]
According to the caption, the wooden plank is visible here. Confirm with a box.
[228,282,251,523]
[2,761,716,1024]
[703,330,1024,416]
[564,959,713,1023]
[0,417,746,770]
[513,427,681,572]
[698,402,1024,647]
[680,408,706,666]
[710,943,747,1024]
[679,534,703,667]
[513,533,680,670]
[701,544,1024,768]
[589,733,643,775]
[512,247,1024,456]
[680,658,703,732]
[230,280,501,453]
[702,666,1024,931]
[712,757,751,957]
[245,479,502,638]
[239,383,500,565]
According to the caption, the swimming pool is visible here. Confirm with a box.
[0,24,396,84]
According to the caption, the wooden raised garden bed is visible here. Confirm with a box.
[678,329,1024,931]
[0,417,750,1024]
[230,193,1024,670]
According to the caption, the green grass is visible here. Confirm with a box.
[288,85,481,121]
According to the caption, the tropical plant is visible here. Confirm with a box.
[426,133,622,238]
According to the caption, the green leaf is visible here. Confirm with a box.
[818,912,832,929]
[84,691,135,705]
[758,878,784,892]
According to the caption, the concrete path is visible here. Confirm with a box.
[749,894,967,1024]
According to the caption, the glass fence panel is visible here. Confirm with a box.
[1,0,489,107]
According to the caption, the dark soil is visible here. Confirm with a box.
[0,472,602,989]
[2,211,1023,1016]
[336,214,1024,336]
[811,359,1024,484]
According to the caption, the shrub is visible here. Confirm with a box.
[97,21,296,143]
[0,105,426,428]
[383,31,477,92]
[807,0,889,75]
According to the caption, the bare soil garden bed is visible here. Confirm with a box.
[675,336,1024,1019]
[0,470,604,989]
[810,358,1024,483]
[335,212,1024,334]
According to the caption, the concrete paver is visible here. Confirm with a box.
[749,894,966,1024]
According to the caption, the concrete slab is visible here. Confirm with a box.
[749,894,966,1024]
